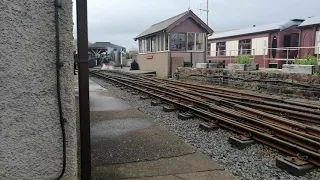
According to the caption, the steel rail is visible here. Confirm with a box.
[90,71,320,166]
[112,71,320,116]
[91,71,320,153]
[106,72,320,136]
[154,78,320,110]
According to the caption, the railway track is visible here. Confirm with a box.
[90,70,320,168]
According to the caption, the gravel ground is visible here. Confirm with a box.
[91,76,320,180]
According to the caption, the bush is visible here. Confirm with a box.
[235,55,252,64]
[295,54,318,65]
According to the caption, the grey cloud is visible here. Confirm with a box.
[73,0,320,49]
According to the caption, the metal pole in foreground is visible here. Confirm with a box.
[76,0,91,179]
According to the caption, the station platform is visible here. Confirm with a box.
[75,76,236,180]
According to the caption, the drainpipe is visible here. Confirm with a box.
[204,34,209,63]
[168,33,172,78]
[298,28,302,58]
[76,0,91,179]
[313,26,317,54]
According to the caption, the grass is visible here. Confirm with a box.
[313,72,320,76]
[295,54,318,65]
[235,55,252,64]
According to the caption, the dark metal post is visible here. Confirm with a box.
[190,52,193,67]
[168,33,172,78]
[76,0,91,179]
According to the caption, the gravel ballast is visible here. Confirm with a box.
[91,76,320,180]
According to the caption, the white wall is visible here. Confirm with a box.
[315,31,320,54]
[251,37,268,55]
[210,43,216,56]
[226,40,239,56]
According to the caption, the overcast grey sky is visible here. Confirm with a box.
[73,0,320,49]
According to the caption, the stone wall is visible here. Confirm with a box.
[0,1,77,180]
[177,68,320,99]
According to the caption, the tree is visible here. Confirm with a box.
[124,47,138,59]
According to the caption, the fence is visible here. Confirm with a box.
[208,46,320,68]
[262,46,320,67]
[208,49,256,64]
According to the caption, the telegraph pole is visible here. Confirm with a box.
[198,0,209,25]
[198,0,209,64]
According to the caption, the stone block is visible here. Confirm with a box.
[282,64,314,74]
[246,63,259,71]
[196,63,208,68]
[276,157,314,176]
[228,64,245,71]
[228,136,255,149]
[208,63,224,69]
[228,63,259,71]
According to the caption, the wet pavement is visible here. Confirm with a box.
[75,76,236,180]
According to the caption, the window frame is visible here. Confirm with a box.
[216,42,226,56]
[170,33,187,51]
[186,32,206,52]
[239,39,252,55]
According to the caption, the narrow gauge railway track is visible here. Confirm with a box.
[110,70,320,124]
[90,70,320,167]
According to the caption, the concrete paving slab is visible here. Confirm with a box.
[92,152,224,180]
[123,175,181,180]
[82,77,235,180]
[176,170,237,180]
[75,78,131,111]
[91,118,195,166]
[89,91,132,111]
[90,109,148,121]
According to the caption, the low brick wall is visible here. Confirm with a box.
[177,68,320,99]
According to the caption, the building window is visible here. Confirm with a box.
[171,33,186,51]
[139,39,147,53]
[157,34,165,51]
[239,39,251,55]
[283,35,291,47]
[160,34,164,51]
[187,33,205,51]
[165,35,168,50]
[146,38,151,52]
[139,40,142,53]
[196,33,205,51]
[156,35,161,51]
[187,33,195,51]
[216,42,226,56]
[151,37,156,52]
[292,33,299,47]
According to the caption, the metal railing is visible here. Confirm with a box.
[208,47,320,68]
[262,46,320,68]
[208,49,256,64]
